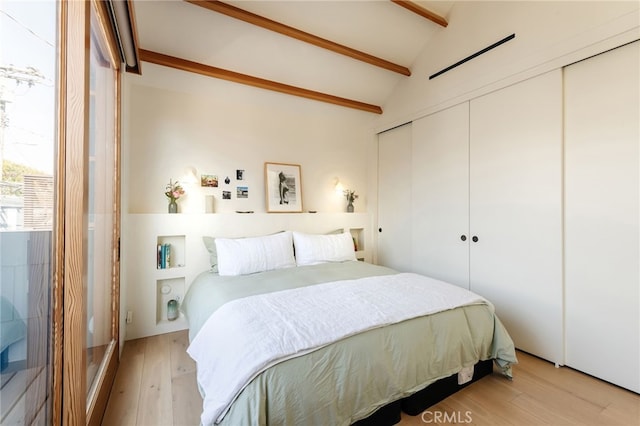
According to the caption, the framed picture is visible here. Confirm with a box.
[201,174,218,187]
[237,186,248,199]
[265,162,302,213]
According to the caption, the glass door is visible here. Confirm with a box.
[87,0,116,396]
[0,1,56,424]
[59,1,121,423]
[86,1,120,421]
[0,1,121,423]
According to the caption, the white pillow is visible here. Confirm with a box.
[292,231,357,266]
[215,231,296,276]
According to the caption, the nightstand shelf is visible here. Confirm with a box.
[156,277,185,324]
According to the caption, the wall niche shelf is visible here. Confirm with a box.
[156,277,185,325]
[156,234,186,269]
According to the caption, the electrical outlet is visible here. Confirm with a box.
[126,310,133,324]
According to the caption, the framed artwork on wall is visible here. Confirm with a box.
[201,174,218,187]
[265,162,303,213]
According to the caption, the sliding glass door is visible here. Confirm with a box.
[60,1,121,423]
[86,1,120,420]
[0,1,121,422]
[0,1,57,423]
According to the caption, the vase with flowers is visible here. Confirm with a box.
[165,179,185,214]
[344,189,358,213]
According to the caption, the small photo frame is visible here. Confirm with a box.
[201,174,218,187]
[265,162,302,213]
[237,186,248,199]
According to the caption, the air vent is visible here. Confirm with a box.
[429,33,516,80]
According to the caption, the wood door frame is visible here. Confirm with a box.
[52,2,69,422]
[54,1,122,423]
[59,1,90,422]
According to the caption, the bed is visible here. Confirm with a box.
[182,231,517,426]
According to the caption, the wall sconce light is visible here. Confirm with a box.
[334,178,345,196]
[183,166,198,186]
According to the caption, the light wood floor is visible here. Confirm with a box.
[103,330,639,425]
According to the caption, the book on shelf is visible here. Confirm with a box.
[157,243,172,269]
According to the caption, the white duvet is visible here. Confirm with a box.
[187,272,489,425]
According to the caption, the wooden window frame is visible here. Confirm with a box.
[54,1,122,424]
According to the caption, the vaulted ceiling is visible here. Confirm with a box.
[132,0,455,113]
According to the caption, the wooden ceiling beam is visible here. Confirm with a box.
[139,49,383,114]
[185,0,411,76]
[391,0,448,28]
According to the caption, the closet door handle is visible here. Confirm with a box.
[460,235,467,241]
[472,236,479,243]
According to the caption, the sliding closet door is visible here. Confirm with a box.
[565,41,639,393]
[411,103,470,288]
[377,124,412,271]
[469,70,563,364]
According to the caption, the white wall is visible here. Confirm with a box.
[120,62,378,344]
[123,63,375,215]
[375,1,639,131]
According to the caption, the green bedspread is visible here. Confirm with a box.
[181,261,517,426]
